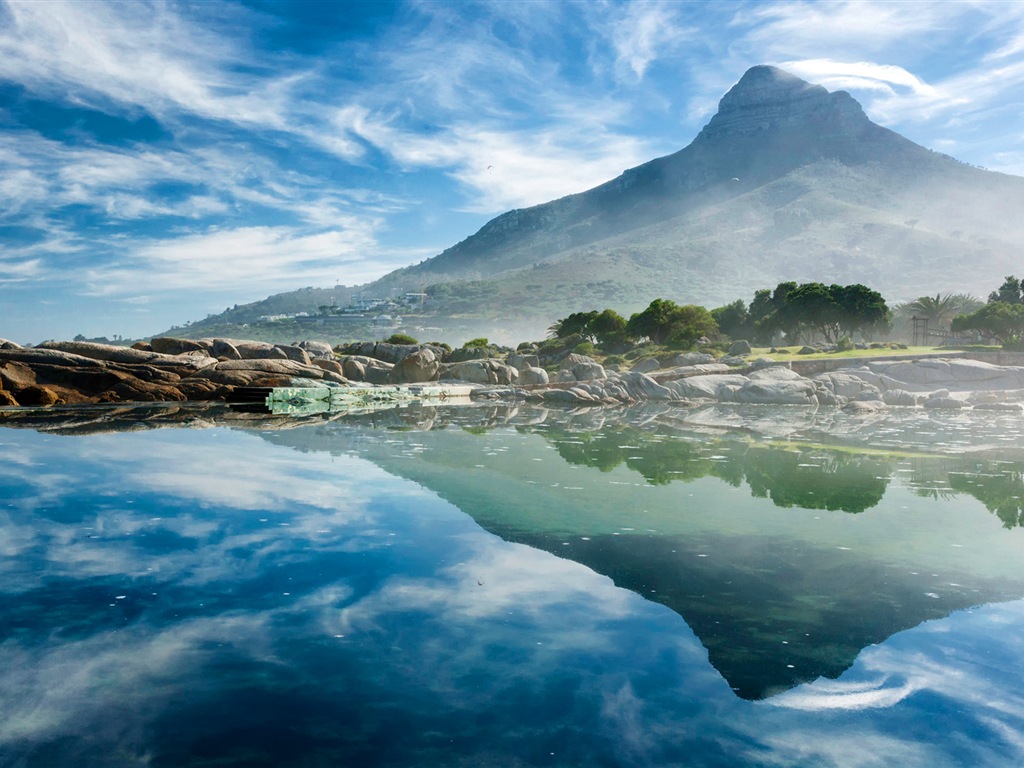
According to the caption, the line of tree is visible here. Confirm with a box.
[549,282,891,350]
[711,282,891,345]
[951,276,1024,348]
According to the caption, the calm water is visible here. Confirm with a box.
[1,402,1024,767]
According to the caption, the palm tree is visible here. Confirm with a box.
[904,293,982,329]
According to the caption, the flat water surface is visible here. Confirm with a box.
[1,403,1024,767]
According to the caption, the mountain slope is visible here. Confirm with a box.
[174,65,1024,344]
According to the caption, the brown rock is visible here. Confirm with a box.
[313,359,345,376]
[273,345,312,366]
[17,385,63,406]
[150,336,208,355]
[0,390,19,406]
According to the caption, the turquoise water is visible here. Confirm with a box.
[1,403,1024,766]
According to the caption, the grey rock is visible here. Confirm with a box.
[728,340,752,356]
[0,338,22,349]
[923,396,965,409]
[669,352,715,367]
[388,348,440,384]
[506,353,540,371]
[518,367,549,386]
[813,372,882,399]
[881,388,923,407]
[296,340,335,359]
[445,360,518,385]
[558,353,597,371]
[747,366,805,382]
[630,358,661,374]
[665,374,750,399]
[572,362,606,381]
[973,402,1024,411]
[728,379,818,405]
[843,400,888,414]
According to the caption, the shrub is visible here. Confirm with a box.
[385,333,418,345]
[463,337,490,348]
[573,341,596,356]
[836,336,855,352]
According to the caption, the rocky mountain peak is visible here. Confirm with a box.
[697,64,868,141]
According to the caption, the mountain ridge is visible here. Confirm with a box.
[171,65,1024,344]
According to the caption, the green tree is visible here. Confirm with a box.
[589,308,628,345]
[627,299,684,344]
[750,282,799,344]
[903,293,982,328]
[548,310,599,340]
[385,333,419,345]
[952,302,1024,345]
[664,305,719,349]
[988,276,1024,305]
[786,282,843,342]
[711,299,749,340]
[833,283,890,339]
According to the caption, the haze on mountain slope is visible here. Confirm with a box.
[176,65,1024,344]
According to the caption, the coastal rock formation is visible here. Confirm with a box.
[0,338,350,406]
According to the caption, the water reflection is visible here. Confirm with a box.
[1,404,1024,765]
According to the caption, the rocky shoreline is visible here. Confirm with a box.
[3,335,1024,412]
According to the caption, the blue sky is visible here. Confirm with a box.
[2,0,1024,343]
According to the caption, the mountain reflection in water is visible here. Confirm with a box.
[252,403,1024,700]
[2,402,1024,766]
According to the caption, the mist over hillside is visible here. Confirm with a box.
[168,66,1024,346]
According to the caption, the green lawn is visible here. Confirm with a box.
[746,345,969,361]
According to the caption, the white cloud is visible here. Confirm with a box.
[778,59,937,97]
[82,224,383,297]
[608,2,693,81]
[0,0,290,129]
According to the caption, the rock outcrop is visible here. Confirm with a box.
[0,338,349,406]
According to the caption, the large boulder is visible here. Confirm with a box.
[273,345,312,366]
[339,355,392,383]
[572,362,607,381]
[727,379,819,405]
[233,340,287,360]
[444,360,518,385]
[630,358,661,374]
[507,352,540,371]
[14,385,63,406]
[728,340,752,356]
[813,372,882,400]
[210,339,242,360]
[669,352,715,367]
[388,348,440,384]
[150,337,208,355]
[296,340,335,359]
[665,374,750,400]
[747,366,805,382]
[0,338,22,349]
[192,358,345,386]
[312,359,345,376]
[35,341,195,367]
[518,367,549,386]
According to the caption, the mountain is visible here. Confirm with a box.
[172,65,1024,345]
